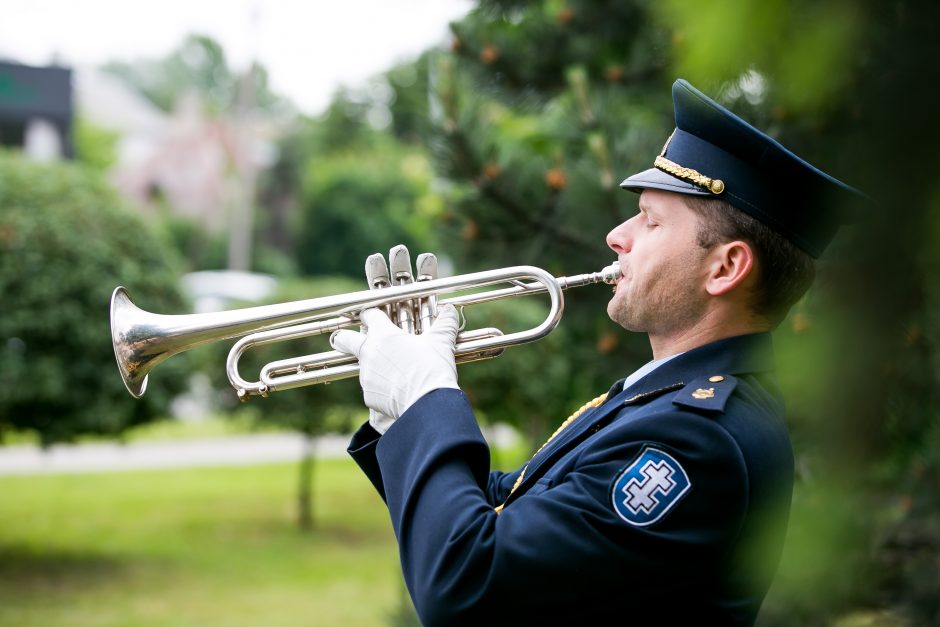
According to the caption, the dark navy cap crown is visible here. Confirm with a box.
[621,79,863,257]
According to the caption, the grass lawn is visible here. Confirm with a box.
[0,459,412,627]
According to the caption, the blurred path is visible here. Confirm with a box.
[0,433,347,475]
[0,425,518,475]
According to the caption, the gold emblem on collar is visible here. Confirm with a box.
[692,387,715,400]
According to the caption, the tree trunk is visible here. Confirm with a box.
[297,432,315,531]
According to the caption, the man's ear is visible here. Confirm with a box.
[704,240,755,297]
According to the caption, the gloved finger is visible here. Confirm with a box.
[359,307,401,334]
[330,329,366,357]
[429,304,460,345]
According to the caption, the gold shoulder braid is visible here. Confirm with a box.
[494,392,609,514]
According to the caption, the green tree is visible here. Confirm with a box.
[427,0,671,440]
[277,88,444,281]
[293,147,442,278]
[73,116,120,173]
[0,152,188,445]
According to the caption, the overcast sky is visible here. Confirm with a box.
[0,0,472,114]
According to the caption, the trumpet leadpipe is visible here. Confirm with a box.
[440,262,621,309]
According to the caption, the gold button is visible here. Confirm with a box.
[708,375,724,383]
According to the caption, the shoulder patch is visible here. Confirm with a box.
[610,447,691,527]
[672,374,738,413]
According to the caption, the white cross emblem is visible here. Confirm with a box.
[622,460,676,514]
[611,448,691,526]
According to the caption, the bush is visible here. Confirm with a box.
[0,152,188,444]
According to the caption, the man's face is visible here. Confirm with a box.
[606,189,710,336]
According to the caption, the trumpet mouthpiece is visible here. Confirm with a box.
[601,261,621,284]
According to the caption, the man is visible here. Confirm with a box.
[332,79,862,626]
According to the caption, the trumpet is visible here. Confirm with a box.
[110,259,621,400]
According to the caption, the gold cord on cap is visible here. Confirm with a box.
[654,155,725,195]
[654,129,725,195]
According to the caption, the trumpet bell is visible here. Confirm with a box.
[111,286,151,398]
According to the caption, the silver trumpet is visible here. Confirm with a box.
[110,255,621,400]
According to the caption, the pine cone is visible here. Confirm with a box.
[545,167,568,190]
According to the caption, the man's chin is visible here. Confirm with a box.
[607,300,637,332]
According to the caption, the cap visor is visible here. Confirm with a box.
[619,167,711,196]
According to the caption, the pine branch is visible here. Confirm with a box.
[445,127,596,252]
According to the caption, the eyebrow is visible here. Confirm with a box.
[638,204,661,219]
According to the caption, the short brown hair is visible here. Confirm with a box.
[683,196,816,327]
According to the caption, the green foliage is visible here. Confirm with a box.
[277,92,443,280]
[428,0,669,441]
[655,0,864,113]
[457,296,604,440]
[152,210,229,272]
[387,55,434,143]
[657,0,940,622]
[0,152,188,445]
[293,148,442,278]
[72,116,119,173]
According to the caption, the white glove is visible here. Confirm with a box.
[331,305,460,430]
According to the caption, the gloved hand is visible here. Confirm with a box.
[331,305,460,430]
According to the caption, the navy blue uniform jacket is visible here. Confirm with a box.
[348,333,793,626]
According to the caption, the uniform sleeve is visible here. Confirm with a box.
[348,416,519,507]
[374,388,750,627]
[485,469,520,506]
[347,421,385,500]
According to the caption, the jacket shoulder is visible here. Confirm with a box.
[671,374,738,414]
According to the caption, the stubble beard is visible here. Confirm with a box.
[607,251,708,337]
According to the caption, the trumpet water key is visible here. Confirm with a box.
[110,259,621,400]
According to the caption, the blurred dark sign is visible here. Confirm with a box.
[0,61,72,122]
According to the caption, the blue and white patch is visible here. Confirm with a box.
[610,447,691,527]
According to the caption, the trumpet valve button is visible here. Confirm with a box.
[416,253,439,281]
[366,254,390,289]
[389,244,414,283]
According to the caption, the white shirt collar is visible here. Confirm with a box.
[621,351,684,392]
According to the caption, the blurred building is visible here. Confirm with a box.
[76,69,279,235]
[2,57,282,271]
[0,61,73,160]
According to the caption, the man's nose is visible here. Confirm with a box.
[606,220,633,255]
